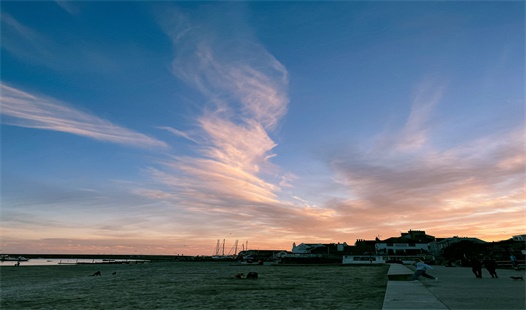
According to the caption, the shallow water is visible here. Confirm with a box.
[1,262,389,309]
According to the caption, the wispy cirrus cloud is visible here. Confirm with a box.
[374,80,445,154]
[147,6,290,217]
[0,13,56,67]
[0,84,168,149]
[55,0,80,15]
[158,126,199,144]
[1,12,116,73]
[397,81,445,151]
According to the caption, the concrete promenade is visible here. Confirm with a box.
[383,264,526,310]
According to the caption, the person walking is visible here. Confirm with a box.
[412,259,438,281]
[470,257,483,278]
[482,257,498,278]
[510,254,518,270]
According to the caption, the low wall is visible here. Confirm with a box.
[387,263,414,281]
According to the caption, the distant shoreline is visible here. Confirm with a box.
[1,253,214,262]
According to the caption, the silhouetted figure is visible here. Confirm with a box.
[482,257,498,278]
[470,258,482,278]
[112,272,117,275]
[92,271,102,276]
[246,272,258,279]
[510,255,518,270]
[412,260,437,281]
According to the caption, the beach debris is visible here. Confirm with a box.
[246,272,258,279]
[233,271,258,279]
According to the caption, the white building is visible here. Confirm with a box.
[375,241,430,255]
[375,230,435,255]
[291,242,326,254]
[428,236,486,256]
[291,242,349,254]
[512,234,526,242]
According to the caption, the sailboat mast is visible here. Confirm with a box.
[214,239,220,256]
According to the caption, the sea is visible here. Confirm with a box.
[0,260,389,309]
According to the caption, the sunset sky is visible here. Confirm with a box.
[1,1,524,256]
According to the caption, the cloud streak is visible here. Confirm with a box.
[55,1,80,15]
[373,80,445,154]
[1,12,65,69]
[397,81,445,151]
[146,6,289,218]
[0,84,168,149]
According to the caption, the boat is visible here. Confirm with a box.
[211,239,238,261]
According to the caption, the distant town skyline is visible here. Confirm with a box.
[1,2,524,256]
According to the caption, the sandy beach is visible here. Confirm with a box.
[1,262,389,309]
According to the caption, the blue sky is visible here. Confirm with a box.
[1,1,524,255]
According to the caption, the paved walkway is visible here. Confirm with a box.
[383,264,526,310]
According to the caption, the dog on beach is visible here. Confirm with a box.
[91,271,102,276]
[510,276,523,280]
